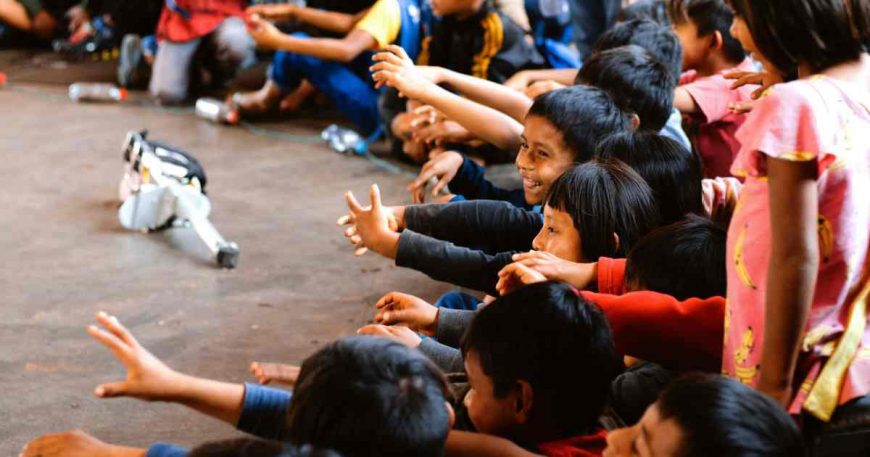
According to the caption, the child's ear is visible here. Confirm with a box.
[629,113,641,130]
[445,401,456,429]
[612,233,621,252]
[513,380,535,424]
[710,30,724,51]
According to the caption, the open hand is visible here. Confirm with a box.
[510,251,597,289]
[370,45,441,100]
[373,292,438,336]
[408,151,464,203]
[88,312,182,402]
[338,185,400,258]
[21,430,145,457]
[246,14,285,50]
[724,70,779,100]
[357,324,422,348]
[496,262,548,296]
[413,120,474,148]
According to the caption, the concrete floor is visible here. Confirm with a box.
[0,82,465,454]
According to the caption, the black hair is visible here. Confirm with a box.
[461,281,623,436]
[625,214,726,299]
[576,45,676,131]
[189,439,341,457]
[526,86,632,163]
[286,336,451,457]
[667,0,745,63]
[726,0,868,75]
[595,131,703,225]
[544,159,661,260]
[657,374,806,457]
[617,0,670,25]
[592,19,683,80]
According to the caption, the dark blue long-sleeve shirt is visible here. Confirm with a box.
[146,384,293,457]
[447,156,532,210]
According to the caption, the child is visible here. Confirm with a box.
[371,47,631,208]
[595,130,703,225]
[721,0,869,448]
[233,0,428,134]
[341,159,659,297]
[413,86,631,208]
[21,313,453,457]
[446,374,806,457]
[576,45,676,133]
[409,43,679,206]
[370,213,726,375]
[668,0,755,177]
[148,0,255,104]
[459,281,622,454]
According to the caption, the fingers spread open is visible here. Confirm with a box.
[345,191,364,214]
[88,325,133,361]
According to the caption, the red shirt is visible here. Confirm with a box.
[538,430,608,457]
[157,0,246,42]
[584,257,726,373]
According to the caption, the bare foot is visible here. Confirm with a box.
[279,79,317,112]
[249,362,301,386]
[21,430,146,457]
[230,80,284,116]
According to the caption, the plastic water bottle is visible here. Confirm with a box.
[321,124,366,155]
[195,98,239,125]
[68,83,127,102]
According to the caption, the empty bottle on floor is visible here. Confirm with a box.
[195,98,239,125]
[69,83,128,102]
[322,124,366,155]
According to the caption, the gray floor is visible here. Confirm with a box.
[0,82,468,453]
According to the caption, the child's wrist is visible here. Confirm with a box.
[373,231,401,259]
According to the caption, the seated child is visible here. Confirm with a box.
[446,374,806,457]
[149,0,256,104]
[406,43,678,205]
[371,47,632,208]
[457,281,622,454]
[365,212,726,374]
[668,0,756,177]
[233,0,428,133]
[341,159,659,297]
[21,313,453,457]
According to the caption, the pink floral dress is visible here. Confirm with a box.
[723,75,870,418]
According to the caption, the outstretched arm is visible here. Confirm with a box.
[247,3,367,34]
[372,46,524,152]
[88,312,246,425]
[248,15,376,63]
[432,68,534,122]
